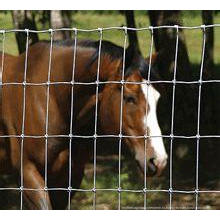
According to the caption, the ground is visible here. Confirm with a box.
[1,153,220,209]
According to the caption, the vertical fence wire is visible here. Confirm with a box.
[169,25,179,210]
[20,29,29,210]
[92,28,103,209]
[44,29,54,209]
[67,28,78,210]
[195,25,206,210]
[117,27,128,210]
[1,30,5,83]
[143,26,154,210]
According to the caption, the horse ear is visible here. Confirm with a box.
[145,52,167,95]
[144,52,160,81]
[125,45,142,71]
[145,52,158,66]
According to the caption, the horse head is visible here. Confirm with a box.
[99,47,168,176]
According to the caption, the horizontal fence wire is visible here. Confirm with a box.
[1,134,220,139]
[0,25,219,210]
[1,24,220,33]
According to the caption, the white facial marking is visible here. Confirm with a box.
[141,80,168,168]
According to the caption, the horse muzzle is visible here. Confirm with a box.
[136,155,167,177]
[151,157,167,176]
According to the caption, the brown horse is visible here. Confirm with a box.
[0,39,167,209]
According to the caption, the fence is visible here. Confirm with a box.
[0,25,220,210]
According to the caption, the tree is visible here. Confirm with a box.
[50,10,73,40]
[11,11,39,54]
[202,11,214,76]
[148,11,191,81]
[148,11,198,164]
[124,11,140,53]
[62,11,73,28]
[38,11,51,29]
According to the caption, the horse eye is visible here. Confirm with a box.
[124,95,136,104]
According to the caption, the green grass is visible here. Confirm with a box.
[70,154,169,210]
[1,11,220,64]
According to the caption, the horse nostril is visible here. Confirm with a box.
[149,158,155,164]
[148,158,157,176]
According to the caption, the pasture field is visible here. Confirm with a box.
[0,11,220,210]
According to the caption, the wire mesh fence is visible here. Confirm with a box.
[0,25,220,210]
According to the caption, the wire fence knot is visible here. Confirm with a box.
[72,27,77,34]
[172,79,176,85]
[149,26,154,34]
[44,187,48,192]
[24,29,29,36]
[143,188,147,193]
[19,186,24,192]
[200,24,206,32]
[48,28,54,36]
[122,26,128,35]
[174,25,179,33]
[68,186,72,192]
[198,79,203,85]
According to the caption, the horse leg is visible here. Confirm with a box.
[48,189,69,210]
[23,161,52,210]
[48,173,69,210]
[48,149,69,210]
[69,142,92,209]
[49,144,91,209]
[48,165,85,210]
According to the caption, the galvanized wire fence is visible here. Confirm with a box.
[0,25,220,210]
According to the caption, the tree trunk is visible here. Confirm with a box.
[50,10,72,40]
[202,10,214,76]
[62,11,73,39]
[11,10,39,54]
[62,11,73,28]
[148,10,191,81]
[39,10,50,29]
[148,11,195,146]
[124,10,140,53]
[201,11,220,174]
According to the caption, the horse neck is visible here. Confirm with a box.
[73,51,122,130]
[67,45,122,83]
[0,53,20,82]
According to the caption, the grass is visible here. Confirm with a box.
[1,11,220,64]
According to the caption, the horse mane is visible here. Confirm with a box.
[75,40,161,82]
[53,39,124,60]
[40,39,161,81]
